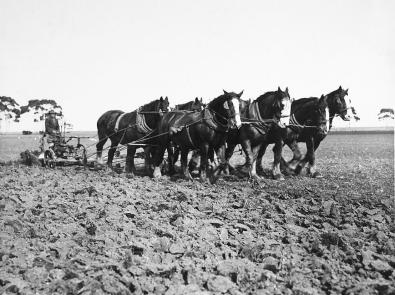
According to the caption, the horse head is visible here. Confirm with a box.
[158,96,170,114]
[208,90,243,129]
[222,90,243,129]
[192,97,206,112]
[328,86,356,121]
[258,87,292,124]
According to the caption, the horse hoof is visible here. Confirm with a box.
[283,166,296,176]
[249,175,262,181]
[294,165,303,175]
[153,167,162,178]
[239,165,250,175]
[200,176,209,184]
[209,175,219,184]
[223,167,230,175]
[184,175,193,181]
[273,174,285,181]
[126,173,134,179]
[311,171,323,178]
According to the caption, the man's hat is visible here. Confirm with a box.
[47,110,56,115]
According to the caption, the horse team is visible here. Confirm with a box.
[96,86,355,183]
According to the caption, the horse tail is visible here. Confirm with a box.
[96,111,114,151]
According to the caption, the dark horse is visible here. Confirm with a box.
[96,97,170,174]
[256,95,329,178]
[174,97,205,112]
[172,97,206,166]
[256,86,356,177]
[152,90,243,182]
[225,87,292,181]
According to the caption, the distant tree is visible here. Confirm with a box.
[0,96,21,121]
[378,108,394,121]
[20,99,63,119]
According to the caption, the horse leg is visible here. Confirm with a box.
[256,143,268,175]
[199,143,209,182]
[307,139,323,178]
[187,150,199,172]
[209,144,227,184]
[96,130,108,166]
[240,140,254,177]
[294,145,309,175]
[173,146,180,166]
[152,142,167,178]
[249,145,262,181]
[287,141,303,170]
[181,148,193,180]
[125,146,136,175]
[224,143,236,175]
[272,140,285,180]
[143,147,152,175]
[107,141,117,169]
[167,143,175,175]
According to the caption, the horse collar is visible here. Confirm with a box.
[203,108,229,132]
[248,101,264,122]
[137,107,153,134]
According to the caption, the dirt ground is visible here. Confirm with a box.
[0,133,394,294]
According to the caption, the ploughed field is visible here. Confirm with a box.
[0,133,394,295]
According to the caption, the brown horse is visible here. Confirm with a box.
[256,95,329,178]
[96,97,169,175]
[236,87,292,180]
[152,90,243,183]
[256,86,356,177]
[172,97,206,167]
[174,97,205,112]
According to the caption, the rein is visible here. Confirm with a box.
[203,107,231,132]
[288,114,321,130]
[137,111,166,114]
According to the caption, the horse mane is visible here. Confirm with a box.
[207,94,226,108]
[291,97,318,112]
[175,101,192,110]
[255,91,276,102]
[326,88,341,99]
[140,99,159,111]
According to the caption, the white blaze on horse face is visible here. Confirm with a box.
[280,98,291,125]
[343,97,353,121]
[231,98,242,128]
[325,107,330,133]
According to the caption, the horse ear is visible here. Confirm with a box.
[278,86,281,92]
[345,89,349,95]
[165,96,169,102]
[339,85,342,90]
[195,97,199,102]
[223,89,228,95]
[285,87,289,95]
[238,90,244,97]
[160,96,163,101]
[200,97,203,102]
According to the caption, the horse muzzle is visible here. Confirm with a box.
[341,113,352,121]
[229,118,242,129]
[318,125,328,136]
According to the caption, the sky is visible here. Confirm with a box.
[0,0,394,131]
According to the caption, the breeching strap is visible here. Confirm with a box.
[114,112,126,132]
